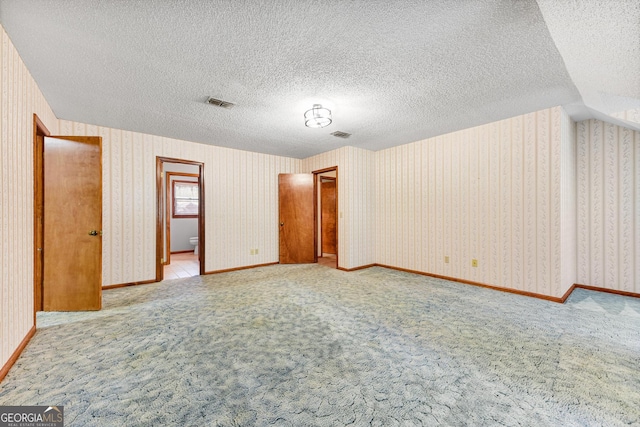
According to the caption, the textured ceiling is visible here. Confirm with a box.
[0,1,637,158]
[536,0,640,129]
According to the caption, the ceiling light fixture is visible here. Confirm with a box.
[304,104,332,128]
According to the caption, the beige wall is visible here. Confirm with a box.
[561,112,577,294]
[374,106,576,298]
[0,26,58,369]
[301,146,376,270]
[4,16,639,379]
[52,127,382,279]
[58,120,300,284]
[577,120,640,293]
[611,108,640,126]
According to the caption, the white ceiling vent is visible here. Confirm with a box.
[206,97,235,109]
[331,131,351,139]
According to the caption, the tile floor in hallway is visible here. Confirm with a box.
[163,252,199,280]
[165,252,335,280]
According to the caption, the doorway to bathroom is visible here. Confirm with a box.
[156,157,204,281]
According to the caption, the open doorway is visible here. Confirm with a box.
[277,167,338,267]
[156,157,204,281]
[315,167,338,269]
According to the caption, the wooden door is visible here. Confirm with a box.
[34,125,45,312]
[43,136,102,311]
[321,179,337,254]
[279,174,315,264]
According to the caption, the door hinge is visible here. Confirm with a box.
[161,258,164,264]
[161,172,164,178]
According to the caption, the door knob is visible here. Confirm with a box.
[88,230,99,236]
[280,222,284,226]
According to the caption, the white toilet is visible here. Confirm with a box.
[189,236,198,255]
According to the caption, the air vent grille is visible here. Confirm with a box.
[206,97,235,109]
[331,131,351,139]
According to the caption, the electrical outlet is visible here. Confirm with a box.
[444,256,450,263]
[471,259,478,267]
[255,248,258,255]
[250,249,255,255]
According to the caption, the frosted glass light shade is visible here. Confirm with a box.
[304,104,332,128]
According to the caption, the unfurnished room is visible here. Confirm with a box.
[0,1,639,426]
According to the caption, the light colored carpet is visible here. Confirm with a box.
[1,265,639,426]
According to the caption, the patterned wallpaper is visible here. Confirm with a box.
[374,107,576,298]
[611,108,640,126]
[4,14,638,378]
[576,120,640,293]
[561,113,577,293]
[0,26,58,369]
[301,146,376,270]
[58,120,300,284]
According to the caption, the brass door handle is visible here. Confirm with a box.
[280,222,284,226]
[88,230,99,236]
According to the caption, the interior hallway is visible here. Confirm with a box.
[163,252,199,280]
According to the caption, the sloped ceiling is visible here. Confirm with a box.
[0,1,637,158]
[536,0,640,130]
